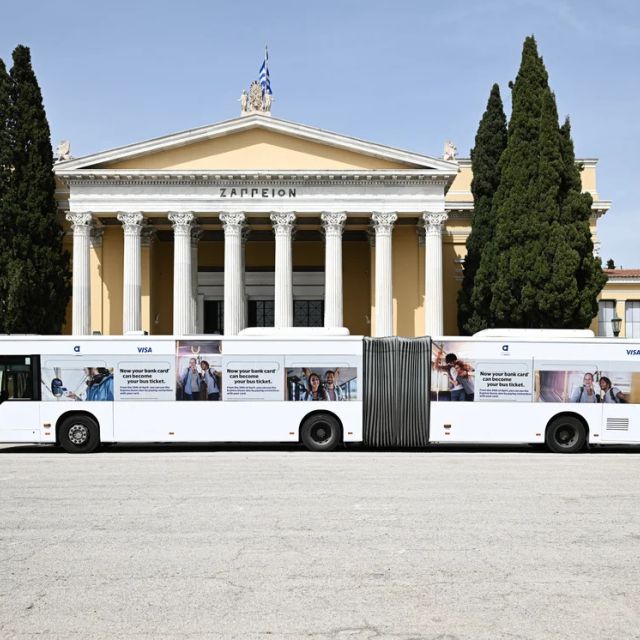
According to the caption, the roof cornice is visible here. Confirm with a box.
[56,168,456,187]
[54,113,458,174]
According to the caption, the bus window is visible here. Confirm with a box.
[0,356,34,401]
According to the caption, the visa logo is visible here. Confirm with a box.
[626,349,640,355]
[137,346,153,353]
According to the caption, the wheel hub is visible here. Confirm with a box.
[557,426,576,446]
[311,424,329,443]
[68,424,89,445]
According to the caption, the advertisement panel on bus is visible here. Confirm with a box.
[40,339,359,404]
[431,340,640,404]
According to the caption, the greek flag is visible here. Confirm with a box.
[258,47,272,96]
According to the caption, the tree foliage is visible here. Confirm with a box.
[458,83,507,334]
[0,59,12,325]
[468,36,606,330]
[0,46,70,333]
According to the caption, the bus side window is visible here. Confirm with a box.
[0,356,34,401]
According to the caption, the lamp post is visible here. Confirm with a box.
[611,313,622,338]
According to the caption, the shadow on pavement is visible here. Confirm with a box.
[1,442,639,454]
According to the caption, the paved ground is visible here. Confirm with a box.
[0,444,639,639]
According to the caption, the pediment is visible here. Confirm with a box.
[56,114,457,174]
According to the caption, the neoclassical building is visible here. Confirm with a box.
[54,109,613,338]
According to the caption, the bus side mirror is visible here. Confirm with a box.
[0,390,7,404]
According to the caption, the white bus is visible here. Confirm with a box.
[0,333,362,453]
[0,331,639,453]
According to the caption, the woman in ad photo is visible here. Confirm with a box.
[286,367,357,401]
[432,345,475,401]
[176,341,222,401]
[570,372,599,403]
[48,366,114,401]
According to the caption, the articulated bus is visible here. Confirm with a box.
[1,329,639,453]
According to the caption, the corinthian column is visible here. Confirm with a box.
[321,212,347,328]
[422,212,448,336]
[117,212,144,333]
[270,212,296,328]
[168,212,195,335]
[190,225,201,333]
[66,212,92,336]
[219,212,246,335]
[240,225,250,331]
[371,212,397,337]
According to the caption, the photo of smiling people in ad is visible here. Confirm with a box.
[286,367,358,401]
[431,342,476,402]
[431,341,533,402]
[176,341,222,401]
[535,366,640,404]
[41,361,115,402]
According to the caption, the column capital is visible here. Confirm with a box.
[66,212,92,233]
[117,212,144,235]
[321,212,347,237]
[168,212,195,236]
[422,211,448,236]
[371,212,397,237]
[270,212,296,237]
[219,212,247,236]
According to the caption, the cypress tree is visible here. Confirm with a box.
[458,83,507,334]
[557,117,607,326]
[473,36,605,329]
[4,45,70,334]
[0,59,11,331]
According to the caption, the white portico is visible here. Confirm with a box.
[55,114,458,337]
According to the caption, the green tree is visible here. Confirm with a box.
[458,83,507,334]
[557,118,607,326]
[3,45,70,333]
[472,36,605,329]
[0,59,12,330]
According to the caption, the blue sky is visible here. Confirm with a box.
[1,0,638,266]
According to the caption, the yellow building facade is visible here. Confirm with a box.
[55,112,617,338]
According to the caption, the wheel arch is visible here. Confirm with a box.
[298,409,344,443]
[55,410,100,444]
[545,411,590,439]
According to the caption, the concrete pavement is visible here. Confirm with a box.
[0,445,639,639]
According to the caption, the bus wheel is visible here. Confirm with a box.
[546,416,586,454]
[59,415,100,454]
[300,413,341,452]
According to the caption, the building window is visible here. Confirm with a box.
[203,300,224,334]
[248,300,275,327]
[598,300,616,337]
[294,300,324,327]
[625,301,640,338]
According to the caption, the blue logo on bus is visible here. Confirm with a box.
[137,346,153,353]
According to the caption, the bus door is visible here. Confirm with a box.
[0,355,41,442]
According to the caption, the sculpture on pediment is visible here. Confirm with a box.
[240,80,273,116]
[249,81,263,111]
[56,139,71,162]
[443,140,457,161]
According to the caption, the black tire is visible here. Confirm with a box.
[546,415,587,454]
[300,413,341,452]
[59,414,100,454]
